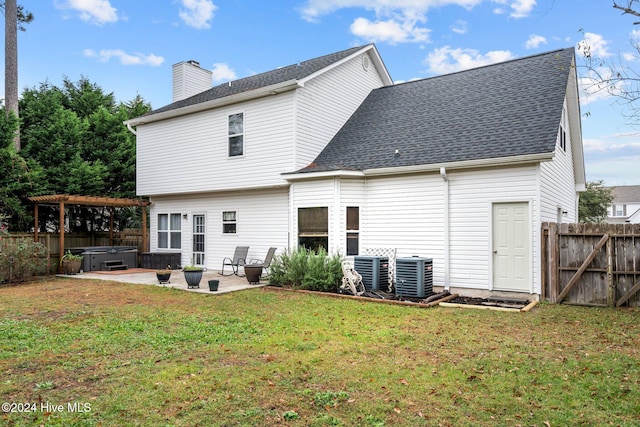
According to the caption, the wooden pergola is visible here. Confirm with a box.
[28,195,151,265]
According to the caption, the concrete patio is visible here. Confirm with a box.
[59,268,265,294]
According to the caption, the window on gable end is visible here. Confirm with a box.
[228,112,244,157]
[559,106,567,152]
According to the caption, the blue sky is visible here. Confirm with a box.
[2,0,639,186]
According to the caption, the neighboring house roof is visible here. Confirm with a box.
[294,48,576,174]
[609,185,640,203]
[126,44,391,126]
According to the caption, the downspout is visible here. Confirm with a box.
[126,123,137,136]
[440,167,450,290]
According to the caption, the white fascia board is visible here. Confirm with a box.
[283,170,365,182]
[362,153,554,177]
[139,182,291,198]
[124,79,301,126]
[566,61,587,191]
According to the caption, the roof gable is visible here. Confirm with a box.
[298,48,576,173]
[130,44,389,124]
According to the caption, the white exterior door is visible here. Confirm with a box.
[492,202,530,292]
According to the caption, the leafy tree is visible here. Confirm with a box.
[579,180,614,223]
[0,108,42,230]
[16,77,151,232]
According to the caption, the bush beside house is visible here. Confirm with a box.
[269,247,342,292]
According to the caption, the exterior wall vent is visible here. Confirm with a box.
[395,257,433,298]
[354,256,389,292]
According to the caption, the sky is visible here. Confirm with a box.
[1,0,639,186]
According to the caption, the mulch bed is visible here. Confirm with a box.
[445,296,531,310]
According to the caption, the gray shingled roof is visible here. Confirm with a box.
[146,45,370,116]
[609,185,640,203]
[297,47,575,173]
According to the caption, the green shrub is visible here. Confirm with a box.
[0,233,48,283]
[269,247,342,292]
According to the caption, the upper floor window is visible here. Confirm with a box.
[228,113,244,157]
[158,213,181,249]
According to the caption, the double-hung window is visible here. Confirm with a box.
[158,213,181,249]
[228,113,244,157]
[346,207,359,256]
[222,211,237,234]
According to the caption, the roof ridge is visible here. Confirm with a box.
[389,46,574,89]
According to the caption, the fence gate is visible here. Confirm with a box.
[542,222,640,307]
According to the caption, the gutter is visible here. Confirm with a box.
[282,152,554,181]
[362,152,554,177]
[124,79,301,128]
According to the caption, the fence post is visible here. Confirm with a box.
[548,222,559,303]
[541,223,548,301]
[607,236,614,307]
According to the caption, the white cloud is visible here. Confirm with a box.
[525,34,546,49]
[299,0,482,44]
[210,63,237,82]
[450,20,468,35]
[350,17,429,44]
[577,32,611,59]
[84,49,164,66]
[425,46,513,74]
[508,0,536,18]
[179,0,217,29]
[491,0,535,18]
[55,0,118,24]
[583,136,640,153]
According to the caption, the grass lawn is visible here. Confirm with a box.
[0,278,639,426]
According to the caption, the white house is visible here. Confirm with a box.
[606,185,640,224]
[126,44,585,298]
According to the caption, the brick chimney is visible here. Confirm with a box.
[172,60,212,102]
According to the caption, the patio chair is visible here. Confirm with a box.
[220,246,249,276]
[249,247,277,276]
[339,261,365,296]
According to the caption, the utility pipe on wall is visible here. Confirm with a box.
[440,167,450,290]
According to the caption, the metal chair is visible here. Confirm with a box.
[220,246,249,276]
[249,247,276,276]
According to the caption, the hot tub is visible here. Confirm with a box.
[67,246,138,272]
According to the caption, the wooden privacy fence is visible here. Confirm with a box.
[542,222,640,307]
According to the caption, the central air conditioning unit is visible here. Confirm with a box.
[354,256,389,292]
[395,257,433,298]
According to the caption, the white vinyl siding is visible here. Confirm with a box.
[137,92,295,196]
[149,188,289,269]
[447,166,538,292]
[364,174,446,286]
[291,165,545,294]
[539,97,578,223]
[295,52,385,169]
[290,179,336,252]
[172,61,212,102]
